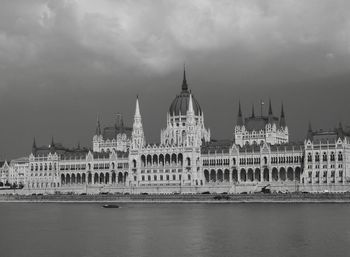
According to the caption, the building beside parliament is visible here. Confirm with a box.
[1,70,350,194]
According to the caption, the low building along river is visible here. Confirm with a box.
[1,70,350,194]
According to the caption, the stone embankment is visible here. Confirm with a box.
[1,192,350,203]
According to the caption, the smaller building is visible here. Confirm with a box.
[234,100,288,147]
[93,114,132,153]
[302,123,350,189]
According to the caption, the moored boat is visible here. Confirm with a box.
[102,204,119,208]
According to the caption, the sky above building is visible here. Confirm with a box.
[1,0,350,159]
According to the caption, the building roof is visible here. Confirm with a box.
[236,100,285,130]
[201,140,232,154]
[307,123,350,144]
[244,116,278,131]
[32,139,90,157]
[103,126,132,140]
[169,69,202,116]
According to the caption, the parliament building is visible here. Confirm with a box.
[1,70,350,194]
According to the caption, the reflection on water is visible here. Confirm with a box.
[0,203,350,257]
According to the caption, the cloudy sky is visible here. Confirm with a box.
[1,0,350,159]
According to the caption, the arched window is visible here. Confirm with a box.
[307,153,312,162]
[338,152,343,161]
[315,152,320,162]
[147,155,152,166]
[322,152,327,162]
[186,157,191,166]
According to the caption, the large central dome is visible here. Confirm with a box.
[169,70,202,116]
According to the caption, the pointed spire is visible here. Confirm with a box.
[96,114,101,135]
[268,99,273,115]
[339,121,343,130]
[281,103,285,118]
[32,137,37,154]
[267,99,274,124]
[307,121,313,140]
[338,121,344,139]
[280,103,286,127]
[116,113,122,128]
[238,100,242,116]
[135,95,141,118]
[120,115,125,132]
[237,100,244,126]
[251,104,255,118]
[32,137,37,149]
[182,64,188,91]
[132,95,145,149]
[51,136,55,148]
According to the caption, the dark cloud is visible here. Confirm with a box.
[0,0,350,159]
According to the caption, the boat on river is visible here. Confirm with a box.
[102,204,119,208]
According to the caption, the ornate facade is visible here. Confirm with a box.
[1,70,350,194]
[234,100,289,147]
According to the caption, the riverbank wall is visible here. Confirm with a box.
[2,192,350,203]
[1,182,350,196]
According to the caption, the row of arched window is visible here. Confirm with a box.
[30,163,57,171]
[141,174,189,182]
[28,182,60,188]
[202,159,230,166]
[307,152,343,163]
[271,156,302,164]
[140,154,191,167]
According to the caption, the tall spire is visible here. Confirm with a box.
[135,95,141,118]
[32,137,37,149]
[338,121,343,130]
[51,136,55,148]
[268,99,273,115]
[121,115,124,129]
[280,103,286,127]
[307,121,313,140]
[32,137,37,154]
[116,113,122,128]
[338,121,344,138]
[251,104,255,118]
[237,100,244,126]
[96,114,101,135]
[132,96,145,149]
[182,64,188,91]
[267,99,274,124]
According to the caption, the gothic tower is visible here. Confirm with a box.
[131,96,145,149]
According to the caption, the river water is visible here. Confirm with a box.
[0,203,350,257]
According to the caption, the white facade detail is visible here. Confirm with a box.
[1,71,350,194]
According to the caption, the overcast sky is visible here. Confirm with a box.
[1,0,350,159]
